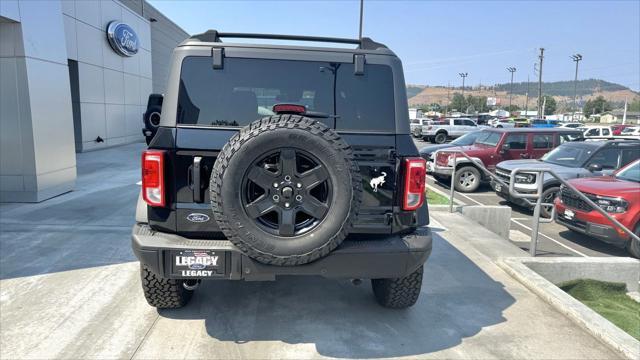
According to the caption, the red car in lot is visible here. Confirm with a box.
[555,159,640,258]
[432,128,584,192]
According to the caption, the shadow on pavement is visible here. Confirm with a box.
[159,234,515,358]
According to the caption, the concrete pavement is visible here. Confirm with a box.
[0,143,621,359]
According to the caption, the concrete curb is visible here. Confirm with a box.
[459,205,511,240]
[498,257,640,360]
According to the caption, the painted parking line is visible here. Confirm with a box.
[441,183,589,258]
[511,218,588,257]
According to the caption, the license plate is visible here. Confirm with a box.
[495,184,502,192]
[564,209,575,220]
[171,249,225,277]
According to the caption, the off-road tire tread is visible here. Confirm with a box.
[372,266,423,309]
[210,115,362,266]
[140,265,192,308]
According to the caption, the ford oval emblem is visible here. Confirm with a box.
[187,213,210,223]
[106,21,139,57]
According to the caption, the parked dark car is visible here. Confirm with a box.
[555,159,640,258]
[133,30,432,310]
[432,128,584,192]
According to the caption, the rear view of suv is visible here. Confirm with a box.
[133,31,432,309]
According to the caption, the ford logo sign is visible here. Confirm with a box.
[187,213,210,223]
[106,21,139,57]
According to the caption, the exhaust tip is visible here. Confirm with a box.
[183,279,201,291]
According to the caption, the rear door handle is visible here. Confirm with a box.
[520,153,529,159]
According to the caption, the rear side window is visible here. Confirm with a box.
[602,128,610,136]
[585,128,599,136]
[463,120,476,126]
[335,64,394,131]
[620,148,640,166]
[533,134,553,149]
[177,57,394,131]
[505,134,527,149]
[589,148,620,169]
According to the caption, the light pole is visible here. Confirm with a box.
[571,54,582,120]
[459,73,468,113]
[507,67,516,111]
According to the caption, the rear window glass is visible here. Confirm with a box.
[177,57,394,131]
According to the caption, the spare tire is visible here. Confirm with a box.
[210,115,362,266]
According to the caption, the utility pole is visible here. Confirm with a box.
[445,82,450,115]
[507,67,516,111]
[571,54,582,121]
[358,0,364,39]
[536,48,544,117]
[524,75,530,116]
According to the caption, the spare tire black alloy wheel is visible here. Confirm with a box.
[242,148,331,237]
[211,115,362,266]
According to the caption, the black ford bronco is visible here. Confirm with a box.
[133,31,432,309]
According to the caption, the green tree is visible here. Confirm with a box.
[627,98,640,112]
[449,93,466,112]
[542,96,557,115]
[504,104,521,113]
[583,96,612,116]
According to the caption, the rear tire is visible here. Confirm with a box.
[454,166,481,192]
[627,224,640,259]
[140,265,193,309]
[434,132,447,144]
[372,266,423,309]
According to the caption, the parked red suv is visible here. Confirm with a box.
[432,128,584,192]
[555,159,640,258]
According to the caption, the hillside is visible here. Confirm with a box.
[408,79,639,110]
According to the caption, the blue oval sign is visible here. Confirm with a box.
[106,21,139,57]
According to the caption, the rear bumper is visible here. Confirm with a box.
[132,224,432,280]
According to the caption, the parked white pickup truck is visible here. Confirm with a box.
[421,118,479,143]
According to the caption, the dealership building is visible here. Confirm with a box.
[0,0,189,202]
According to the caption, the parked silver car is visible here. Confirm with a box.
[491,140,640,217]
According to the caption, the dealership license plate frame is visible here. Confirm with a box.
[169,249,227,278]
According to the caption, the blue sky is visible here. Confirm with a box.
[149,0,640,91]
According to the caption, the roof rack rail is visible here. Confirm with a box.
[189,30,388,50]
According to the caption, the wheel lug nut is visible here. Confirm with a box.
[295,195,303,202]
[273,195,280,202]
[284,175,291,182]
[296,183,302,188]
[273,182,279,188]
[285,202,290,208]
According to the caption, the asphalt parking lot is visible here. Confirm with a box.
[412,137,630,259]
[0,142,620,359]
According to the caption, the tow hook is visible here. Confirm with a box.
[183,279,201,291]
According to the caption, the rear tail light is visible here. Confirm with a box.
[142,150,166,207]
[403,158,426,211]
